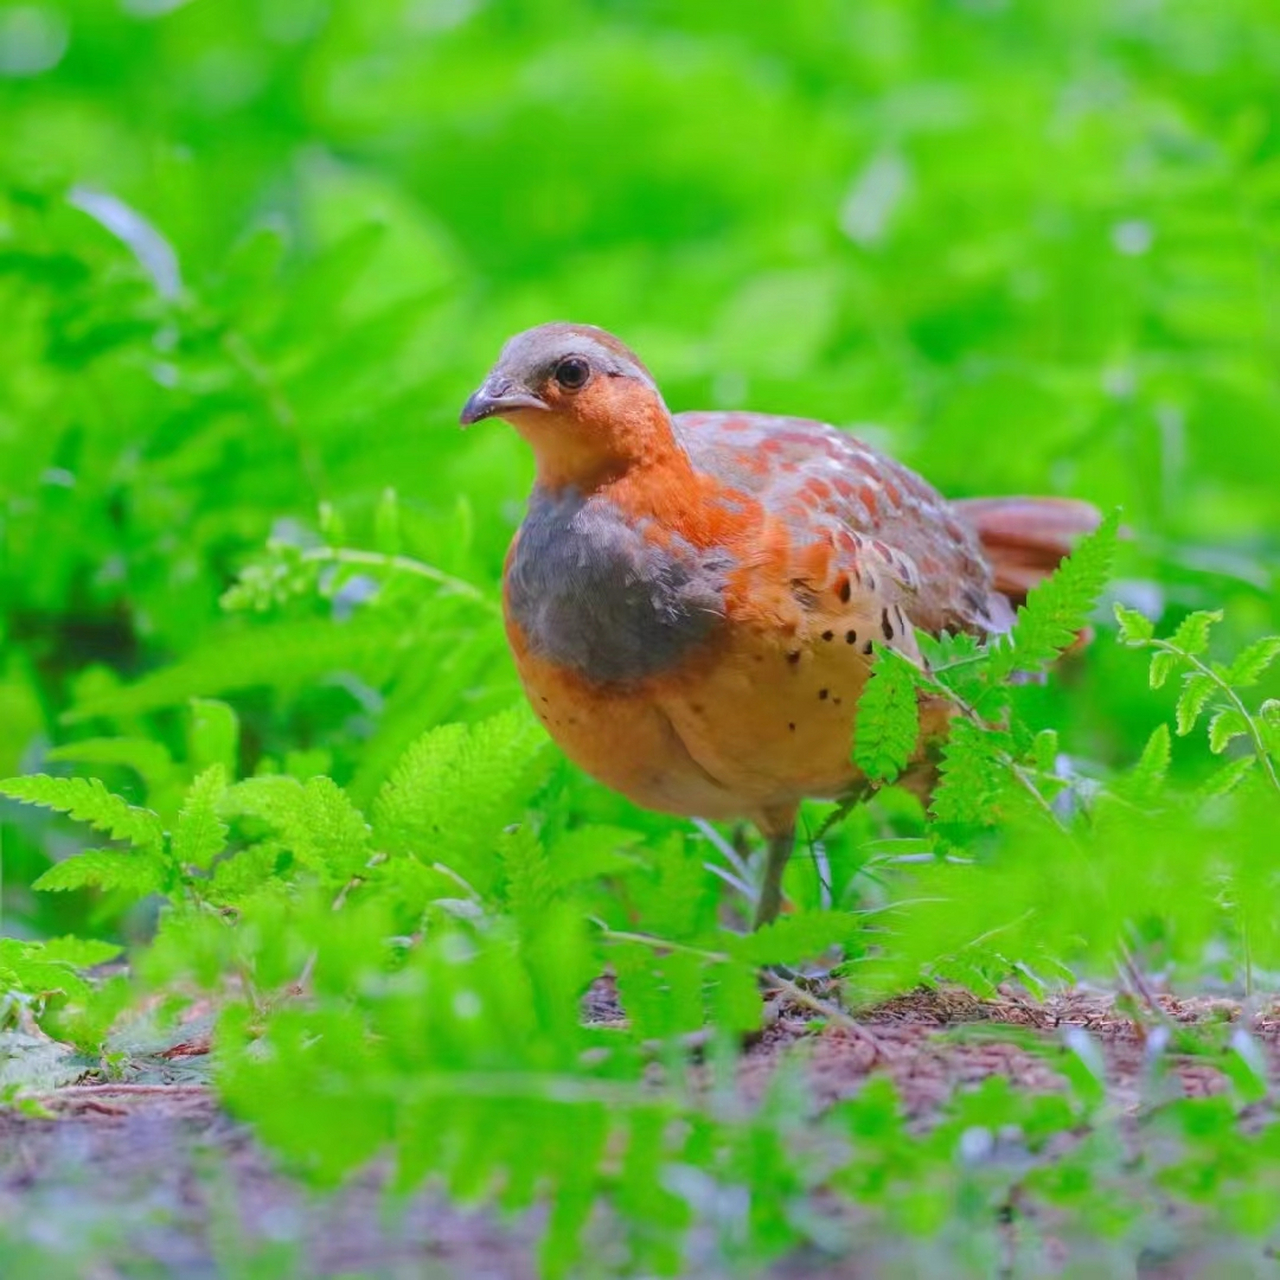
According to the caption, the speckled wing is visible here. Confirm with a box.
[673,411,1010,638]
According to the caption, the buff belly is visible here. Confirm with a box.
[512,618,882,827]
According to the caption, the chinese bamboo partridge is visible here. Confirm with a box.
[461,323,1098,926]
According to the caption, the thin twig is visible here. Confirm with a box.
[762,972,890,1061]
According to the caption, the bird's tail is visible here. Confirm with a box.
[954,497,1101,609]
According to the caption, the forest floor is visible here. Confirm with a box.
[1,985,1274,1279]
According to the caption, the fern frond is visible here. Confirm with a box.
[853,647,921,783]
[0,775,164,850]
[930,719,1010,830]
[174,765,229,870]
[373,707,554,899]
[230,775,371,882]
[1126,724,1171,803]
[1175,672,1216,737]
[499,826,555,930]
[1222,636,1280,689]
[989,508,1120,680]
[1168,609,1222,658]
[33,849,167,897]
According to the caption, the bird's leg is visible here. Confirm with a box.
[752,819,796,930]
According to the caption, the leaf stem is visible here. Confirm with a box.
[300,546,498,612]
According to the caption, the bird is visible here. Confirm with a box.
[460,322,1098,928]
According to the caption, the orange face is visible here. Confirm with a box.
[460,322,681,491]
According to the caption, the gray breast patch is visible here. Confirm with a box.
[507,488,731,686]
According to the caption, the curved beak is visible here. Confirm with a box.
[459,377,547,426]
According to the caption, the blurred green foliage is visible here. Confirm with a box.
[3,1,1280,1272]
[4,0,1279,921]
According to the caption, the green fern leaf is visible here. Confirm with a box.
[33,849,167,896]
[1175,673,1216,736]
[1169,610,1222,658]
[853,648,921,783]
[989,508,1120,679]
[1149,651,1177,690]
[1113,603,1154,645]
[174,765,229,870]
[1222,636,1280,689]
[1195,755,1256,802]
[1127,724,1171,802]
[206,844,285,905]
[545,826,645,889]
[0,775,164,850]
[36,937,124,967]
[373,707,554,899]
[499,825,555,930]
[1207,707,1249,755]
[230,775,370,882]
[931,719,1009,829]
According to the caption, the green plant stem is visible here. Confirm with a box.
[301,546,498,611]
[593,923,729,963]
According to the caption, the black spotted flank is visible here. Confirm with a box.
[822,629,834,642]
[863,640,874,655]
[786,650,801,665]
[845,629,857,645]
[788,722,796,732]
[818,688,829,700]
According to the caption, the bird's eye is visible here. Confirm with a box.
[553,356,590,391]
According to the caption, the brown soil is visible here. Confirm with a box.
[1,987,1274,1278]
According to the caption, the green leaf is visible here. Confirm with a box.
[230,774,371,882]
[33,848,167,897]
[990,508,1119,679]
[36,936,124,968]
[1207,707,1250,755]
[1195,755,1256,803]
[545,826,645,889]
[373,707,554,899]
[1222,636,1280,689]
[1175,673,1216,737]
[1127,724,1171,802]
[1113,603,1154,645]
[930,719,1009,830]
[0,775,164,850]
[174,765,229,870]
[853,647,921,783]
[499,825,554,932]
[1168,610,1222,658]
[1149,650,1177,690]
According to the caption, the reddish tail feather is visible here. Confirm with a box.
[954,496,1102,610]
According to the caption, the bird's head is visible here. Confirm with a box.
[460,322,678,490]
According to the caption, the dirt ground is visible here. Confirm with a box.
[1,987,1273,1278]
